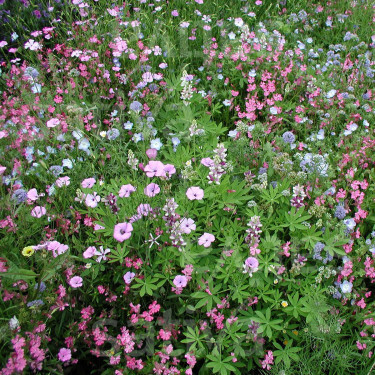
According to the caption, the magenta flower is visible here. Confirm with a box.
[186,186,204,200]
[173,275,187,288]
[180,218,196,234]
[85,192,100,208]
[144,183,160,197]
[198,233,215,247]
[144,161,165,177]
[114,222,133,242]
[31,206,46,218]
[119,184,136,198]
[123,271,136,284]
[58,348,72,362]
[69,276,83,288]
[81,178,96,188]
[83,246,96,259]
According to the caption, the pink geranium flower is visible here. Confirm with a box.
[55,176,70,187]
[58,348,72,362]
[186,187,204,200]
[119,184,136,198]
[81,178,96,188]
[31,206,46,218]
[173,275,187,288]
[123,271,136,284]
[144,183,160,197]
[83,246,96,259]
[69,276,83,288]
[46,118,60,128]
[85,192,100,208]
[114,222,133,242]
[180,218,196,234]
[164,164,176,178]
[144,161,165,177]
[198,233,215,247]
[27,188,39,201]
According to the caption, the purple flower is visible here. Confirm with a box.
[282,131,295,144]
[144,183,160,197]
[114,222,133,242]
[69,276,83,288]
[173,275,187,288]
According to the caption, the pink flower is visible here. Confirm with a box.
[119,184,136,198]
[0,166,6,175]
[31,206,46,218]
[180,218,196,234]
[83,246,96,259]
[201,157,214,167]
[245,257,259,269]
[137,203,152,216]
[146,148,158,159]
[85,192,100,208]
[55,176,70,187]
[144,183,160,197]
[186,186,204,200]
[114,222,133,242]
[69,276,83,288]
[27,188,39,201]
[58,348,72,362]
[46,118,60,128]
[164,164,176,178]
[173,275,187,288]
[81,178,96,188]
[198,233,215,247]
[144,161,165,177]
[123,271,136,284]
[171,10,179,16]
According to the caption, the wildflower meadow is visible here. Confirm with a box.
[1,0,375,374]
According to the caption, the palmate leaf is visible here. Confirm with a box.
[217,177,252,208]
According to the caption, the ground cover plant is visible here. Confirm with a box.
[0,0,375,374]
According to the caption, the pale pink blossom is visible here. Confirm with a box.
[198,233,215,247]
[31,206,46,218]
[114,222,133,242]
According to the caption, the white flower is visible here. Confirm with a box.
[31,83,42,94]
[326,89,337,99]
[78,138,90,153]
[24,39,42,51]
[94,246,111,263]
[343,218,356,230]
[9,316,20,330]
[223,99,231,107]
[150,138,163,150]
[228,32,236,40]
[234,18,244,27]
[340,280,353,294]
[62,159,73,169]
